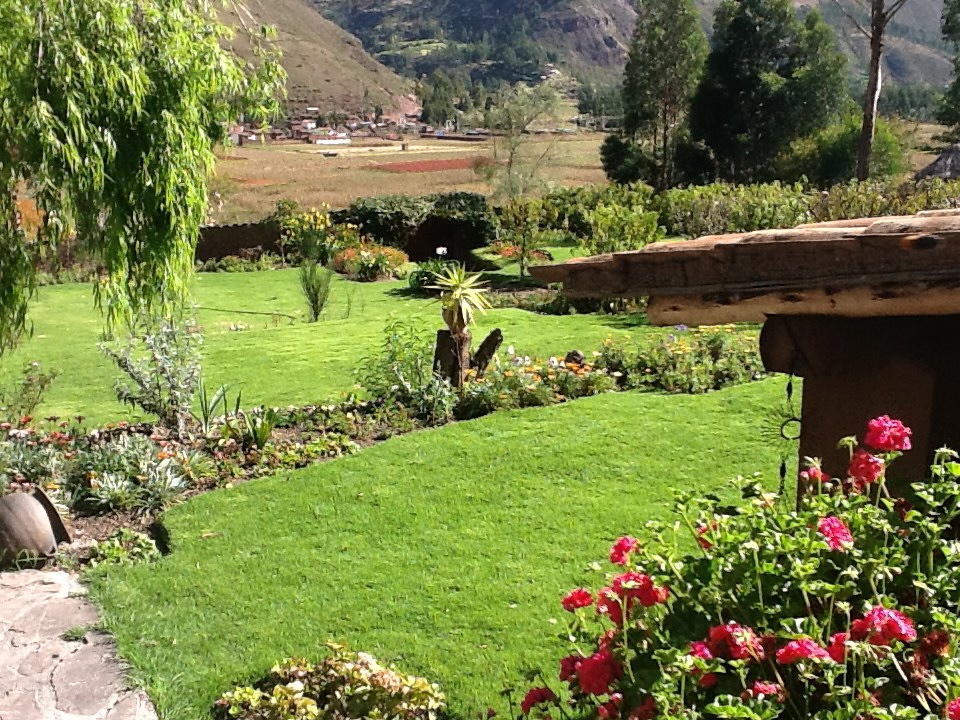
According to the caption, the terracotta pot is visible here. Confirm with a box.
[0,490,70,569]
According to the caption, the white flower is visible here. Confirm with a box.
[436,246,448,256]
[506,345,515,355]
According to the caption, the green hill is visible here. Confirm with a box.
[223,0,413,115]
[308,0,951,87]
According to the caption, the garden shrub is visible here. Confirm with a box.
[778,115,909,187]
[538,184,657,242]
[594,326,763,393]
[653,183,812,238]
[335,192,496,263]
[0,426,192,512]
[279,206,334,263]
[331,245,409,281]
[0,361,58,423]
[809,178,960,222]
[99,319,202,434]
[455,352,616,420]
[87,528,161,567]
[357,320,457,425]
[216,646,446,720]
[408,258,459,293]
[197,252,282,273]
[518,416,960,720]
[583,204,664,255]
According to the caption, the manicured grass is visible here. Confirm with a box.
[87,379,789,720]
[2,269,654,423]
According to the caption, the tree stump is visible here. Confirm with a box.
[471,329,503,378]
[434,329,472,387]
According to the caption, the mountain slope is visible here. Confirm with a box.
[310,0,951,87]
[222,0,412,114]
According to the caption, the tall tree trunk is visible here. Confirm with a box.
[856,10,885,181]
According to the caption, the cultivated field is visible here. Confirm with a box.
[208,134,608,224]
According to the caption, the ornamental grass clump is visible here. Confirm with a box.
[518,416,960,720]
[216,645,445,720]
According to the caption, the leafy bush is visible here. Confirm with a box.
[331,245,409,281]
[653,182,812,238]
[0,361,59,423]
[99,319,202,434]
[583,204,664,255]
[216,645,445,720]
[538,184,657,242]
[408,257,459,293]
[778,115,909,187]
[594,326,763,393]
[519,416,960,720]
[66,433,189,512]
[488,288,646,317]
[357,320,457,425]
[335,192,496,262]
[197,253,282,273]
[281,206,335,264]
[810,178,960,222]
[456,352,616,420]
[88,528,161,567]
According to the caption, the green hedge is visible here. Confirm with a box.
[653,179,960,238]
[333,192,496,263]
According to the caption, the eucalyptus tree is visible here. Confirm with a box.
[0,0,284,353]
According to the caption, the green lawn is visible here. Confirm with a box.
[3,265,647,423]
[87,379,789,720]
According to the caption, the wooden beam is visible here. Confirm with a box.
[646,283,960,326]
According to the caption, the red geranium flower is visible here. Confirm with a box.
[576,649,623,695]
[864,415,912,452]
[851,606,917,645]
[741,681,785,701]
[776,637,833,664]
[849,449,884,488]
[628,696,657,720]
[946,698,960,720]
[818,516,854,551]
[827,632,848,663]
[708,622,765,661]
[596,587,625,626]
[689,641,717,688]
[598,700,620,719]
[611,571,669,607]
[520,687,557,715]
[559,654,583,682]
[562,588,593,612]
[609,536,638,565]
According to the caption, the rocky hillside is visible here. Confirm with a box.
[222,0,413,115]
[310,0,951,87]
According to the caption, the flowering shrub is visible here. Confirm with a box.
[216,645,445,720]
[517,416,960,720]
[0,361,59,423]
[0,422,191,512]
[594,326,763,393]
[455,352,616,420]
[332,244,409,281]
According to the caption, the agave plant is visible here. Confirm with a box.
[428,266,491,336]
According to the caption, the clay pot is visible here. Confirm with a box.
[0,490,70,569]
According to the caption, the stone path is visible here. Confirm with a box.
[0,570,157,720]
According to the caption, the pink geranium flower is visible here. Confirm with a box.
[851,606,917,645]
[742,681,785,701]
[818,516,854,551]
[849,449,884,488]
[864,415,912,452]
[609,536,638,565]
[776,637,833,664]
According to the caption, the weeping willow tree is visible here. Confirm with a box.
[0,0,284,353]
